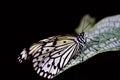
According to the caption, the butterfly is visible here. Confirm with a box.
[18,14,120,79]
[18,32,86,79]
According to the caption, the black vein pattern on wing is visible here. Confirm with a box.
[60,44,78,68]
[31,35,85,79]
[41,43,76,68]
[38,43,77,76]
[32,42,78,78]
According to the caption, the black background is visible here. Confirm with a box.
[4,2,120,80]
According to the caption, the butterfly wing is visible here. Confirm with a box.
[31,35,80,79]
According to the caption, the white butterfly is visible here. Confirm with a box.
[18,33,86,79]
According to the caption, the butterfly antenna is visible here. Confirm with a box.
[81,18,90,33]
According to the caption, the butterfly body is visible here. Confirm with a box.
[18,33,86,79]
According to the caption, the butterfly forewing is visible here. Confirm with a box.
[27,34,84,79]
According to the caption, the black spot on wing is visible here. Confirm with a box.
[35,66,57,79]
[42,61,44,63]
[47,64,50,67]
[42,56,45,58]
[54,66,56,69]
[46,49,49,52]
[63,41,66,43]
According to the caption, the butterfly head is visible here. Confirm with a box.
[18,48,29,63]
